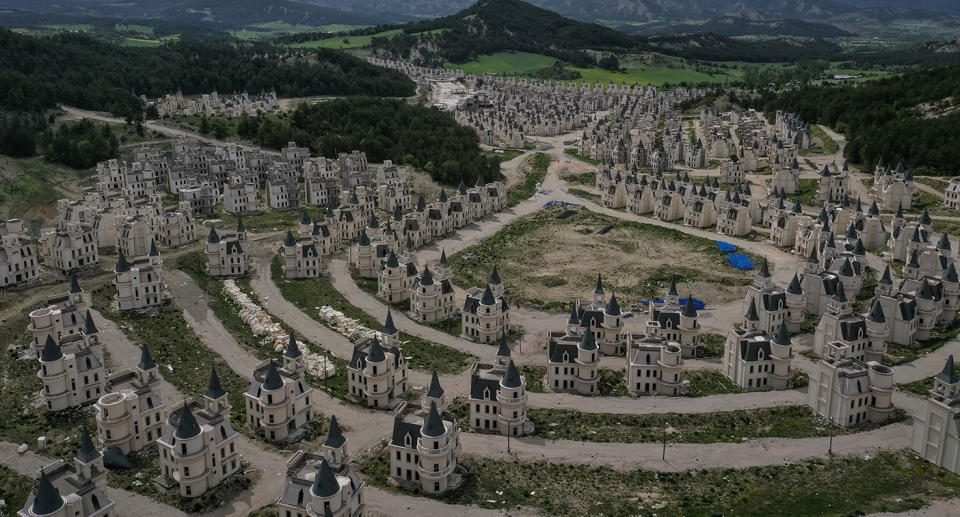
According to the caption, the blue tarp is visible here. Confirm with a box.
[544,200,578,208]
[716,241,737,252]
[640,298,706,310]
[728,254,755,271]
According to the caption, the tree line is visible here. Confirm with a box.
[232,97,502,186]
[754,64,960,175]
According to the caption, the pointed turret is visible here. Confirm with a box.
[358,229,370,246]
[744,298,760,322]
[501,360,522,388]
[667,276,679,297]
[480,285,496,305]
[568,302,579,325]
[594,273,604,295]
[772,322,791,347]
[31,469,64,516]
[175,402,201,439]
[149,238,160,257]
[206,365,227,399]
[383,311,398,336]
[490,265,501,286]
[41,335,62,362]
[367,336,386,363]
[682,295,698,318]
[300,209,311,226]
[879,265,893,285]
[421,401,445,437]
[138,344,157,371]
[867,299,886,323]
[937,355,959,384]
[83,310,99,335]
[578,328,597,351]
[283,230,296,247]
[787,273,803,295]
[439,249,449,267]
[69,273,82,294]
[426,370,444,399]
[263,360,284,390]
[324,415,346,448]
[285,333,302,359]
[496,336,511,357]
[605,292,620,316]
[311,459,341,498]
[77,424,101,463]
[207,226,220,244]
[758,258,771,278]
[115,250,131,273]
[420,265,434,285]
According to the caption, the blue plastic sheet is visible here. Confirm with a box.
[640,298,706,310]
[716,241,737,252]
[727,254,755,271]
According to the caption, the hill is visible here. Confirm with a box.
[660,16,853,38]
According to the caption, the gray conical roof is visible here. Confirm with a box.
[383,311,398,335]
[83,310,99,335]
[605,293,620,316]
[367,337,386,363]
[149,238,159,257]
[206,365,227,399]
[744,298,760,321]
[501,360,522,389]
[175,402,201,439]
[867,299,886,323]
[945,263,958,283]
[31,469,64,516]
[937,355,959,384]
[439,249,449,267]
[772,322,790,346]
[594,273,604,295]
[138,344,157,371]
[578,328,597,351]
[421,401,446,438]
[300,210,311,225]
[358,229,370,246]
[480,285,496,305]
[420,265,434,286]
[938,233,952,251]
[69,273,82,294]
[385,250,400,268]
[41,335,63,362]
[236,217,245,234]
[496,336,511,357]
[207,226,220,244]
[490,265,501,285]
[426,370,444,398]
[285,333,302,359]
[283,230,296,247]
[311,459,341,498]
[324,415,346,449]
[568,302,579,325]
[787,273,803,295]
[879,265,892,285]
[76,424,100,463]
[115,250,131,273]
[868,201,880,216]
[263,361,284,390]
[682,295,697,318]
[667,276,679,297]
[758,258,770,278]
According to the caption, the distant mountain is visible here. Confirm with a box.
[161,0,406,28]
[661,16,853,38]
[832,0,960,15]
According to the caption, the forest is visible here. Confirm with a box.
[0,29,415,121]
[755,64,960,175]
[232,98,501,186]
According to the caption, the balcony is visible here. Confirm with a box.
[496,392,527,406]
[417,438,457,457]
[417,461,455,480]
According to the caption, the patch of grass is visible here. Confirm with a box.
[884,317,960,366]
[291,29,404,49]
[915,177,949,190]
[0,465,34,513]
[448,206,757,308]
[358,446,958,517]
[92,287,250,430]
[562,171,597,186]
[445,52,558,75]
[563,148,601,165]
[913,190,942,211]
[348,264,408,311]
[108,449,255,513]
[485,148,525,163]
[804,125,840,155]
[271,256,475,374]
[685,369,743,397]
[425,318,462,339]
[200,206,326,234]
[786,178,819,206]
[507,152,550,207]
[518,365,546,393]
[932,219,960,238]
[528,404,882,444]
[566,187,600,202]
[694,332,725,358]
[597,368,628,397]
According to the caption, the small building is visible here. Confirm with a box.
[546,323,600,395]
[389,401,462,494]
[912,355,960,476]
[626,335,684,396]
[276,417,365,517]
[114,241,168,311]
[0,219,39,289]
[95,344,167,454]
[462,283,509,345]
[37,311,105,412]
[205,223,248,278]
[40,221,99,275]
[722,321,794,391]
[157,367,242,498]
[468,356,532,437]
[409,265,456,323]
[18,427,116,517]
[346,331,408,410]
[807,341,895,427]
[244,336,315,443]
[28,275,91,353]
[281,229,322,279]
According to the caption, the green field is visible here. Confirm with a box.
[444,51,558,75]
[291,29,403,49]
[114,24,154,35]
[120,35,180,47]
[40,24,92,31]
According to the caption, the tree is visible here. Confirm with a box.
[598,55,620,72]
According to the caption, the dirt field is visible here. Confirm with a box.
[449,206,755,310]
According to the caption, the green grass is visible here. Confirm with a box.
[694,333,725,358]
[563,149,601,166]
[913,190,942,211]
[596,369,629,397]
[806,125,840,155]
[566,188,600,202]
[529,404,887,444]
[201,206,326,234]
[915,177,949,190]
[518,365,546,393]
[787,178,820,206]
[567,66,737,87]
[358,447,957,517]
[448,206,757,309]
[40,24,93,31]
[91,286,251,431]
[0,465,34,513]
[114,24,154,35]
[685,369,744,397]
[108,449,255,513]
[884,316,960,366]
[506,152,551,207]
[562,171,597,187]
[485,148,525,163]
[445,52,558,75]
[271,256,475,374]
[290,29,402,49]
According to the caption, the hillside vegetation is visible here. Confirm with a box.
[0,28,415,120]
[755,63,960,175]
